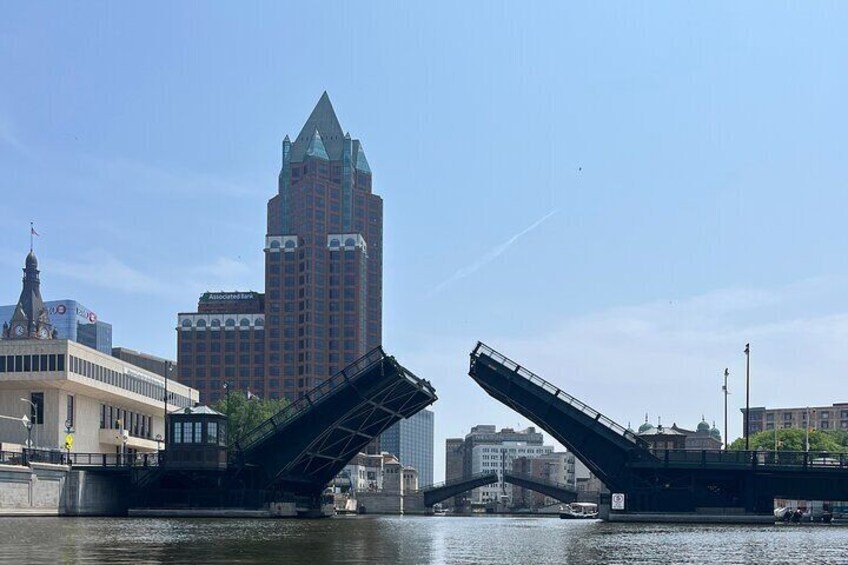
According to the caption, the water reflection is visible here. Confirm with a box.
[0,515,846,564]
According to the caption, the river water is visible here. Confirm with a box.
[1,515,846,564]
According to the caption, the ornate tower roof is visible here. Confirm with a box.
[3,250,54,340]
[290,92,345,162]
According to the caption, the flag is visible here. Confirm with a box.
[31,226,39,237]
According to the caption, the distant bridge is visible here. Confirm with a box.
[418,471,499,507]
[469,341,848,514]
[415,469,577,507]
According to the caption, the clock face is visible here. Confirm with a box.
[14,325,24,336]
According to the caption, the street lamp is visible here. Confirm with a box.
[21,414,33,451]
[20,398,37,449]
[163,361,173,446]
[722,368,729,450]
[744,344,751,450]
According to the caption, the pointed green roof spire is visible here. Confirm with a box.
[305,129,329,160]
[290,92,345,162]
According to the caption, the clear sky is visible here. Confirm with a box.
[1,3,847,481]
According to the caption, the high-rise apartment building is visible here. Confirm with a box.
[178,93,382,403]
[380,409,434,486]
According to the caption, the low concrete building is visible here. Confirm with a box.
[0,339,198,453]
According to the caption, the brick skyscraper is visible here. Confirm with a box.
[265,91,382,397]
[178,93,382,402]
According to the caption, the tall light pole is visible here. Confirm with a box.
[163,361,172,447]
[744,343,751,450]
[722,368,729,450]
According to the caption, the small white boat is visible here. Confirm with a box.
[559,502,598,519]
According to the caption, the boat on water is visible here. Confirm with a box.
[559,503,599,519]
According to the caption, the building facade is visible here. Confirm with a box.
[0,339,197,453]
[177,93,382,404]
[112,347,175,379]
[177,292,265,404]
[446,425,556,507]
[380,408,434,486]
[511,451,576,509]
[1,300,112,355]
[744,404,848,435]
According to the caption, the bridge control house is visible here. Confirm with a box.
[0,251,199,454]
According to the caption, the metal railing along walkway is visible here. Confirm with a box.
[0,449,161,468]
[471,342,643,446]
[417,471,499,493]
[236,347,388,453]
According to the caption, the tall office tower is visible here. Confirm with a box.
[380,409,435,486]
[177,93,382,403]
[265,92,382,399]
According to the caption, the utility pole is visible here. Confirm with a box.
[744,343,750,450]
[723,368,729,450]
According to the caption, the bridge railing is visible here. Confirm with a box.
[417,471,499,493]
[648,449,848,469]
[236,347,388,453]
[504,470,577,493]
[472,342,643,446]
[0,449,161,468]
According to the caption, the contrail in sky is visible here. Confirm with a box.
[429,209,558,296]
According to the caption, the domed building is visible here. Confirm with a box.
[670,416,723,451]
[635,414,723,451]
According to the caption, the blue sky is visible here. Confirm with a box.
[1,3,847,480]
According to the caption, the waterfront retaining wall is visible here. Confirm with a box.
[0,462,68,516]
[356,492,403,514]
[0,463,128,517]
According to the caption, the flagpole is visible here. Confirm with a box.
[30,222,33,252]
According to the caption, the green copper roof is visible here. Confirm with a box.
[291,92,345,162]
[305,129,329,160]
[353,140,371,173]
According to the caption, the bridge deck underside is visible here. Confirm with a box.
[241,350,436,495]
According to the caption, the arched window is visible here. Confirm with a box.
[225,318,236,327]
[255,318,264,326]
[196,319,207,328]
[285,239,296,249]
[181,319,192,328]
[270,239,281,248]
[345,238,355,247]
[211,319,221,327]
[330,239,340,248]
[240,318,250,327]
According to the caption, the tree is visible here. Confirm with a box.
[728,428,848,454]
[212,392,290,446]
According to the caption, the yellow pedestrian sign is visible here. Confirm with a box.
[64,434,74,450]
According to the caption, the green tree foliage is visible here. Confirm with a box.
[729,428,848,453]
[212,391,290,446]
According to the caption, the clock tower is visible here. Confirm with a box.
[2,251,55,341]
